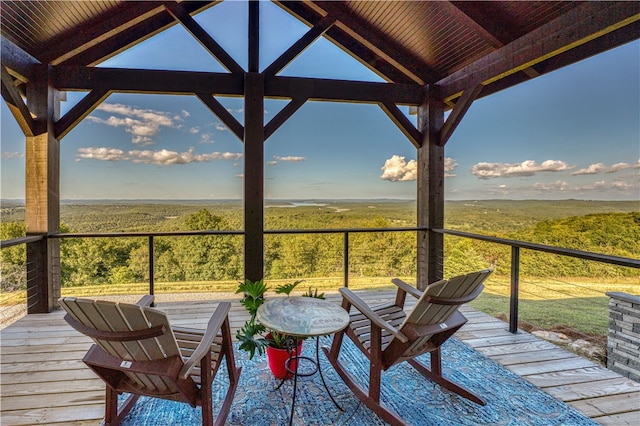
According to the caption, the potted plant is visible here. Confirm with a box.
[235,278,325,379]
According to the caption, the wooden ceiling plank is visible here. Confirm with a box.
[264,96,308,140]
[438,2,640,102]
[0,66,38,136]
[55,88,111,140]
[165,2,244,75]
[263,14,336,76]
[439,84,483,147]
[379,100,422,149]
[196,93,244,141]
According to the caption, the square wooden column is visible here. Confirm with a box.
[416,85,445,290]
[25,65,61,313]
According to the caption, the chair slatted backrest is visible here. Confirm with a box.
[398,269,492,356]
[59,297,182,394]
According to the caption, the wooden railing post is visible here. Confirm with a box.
[509,246,520,333]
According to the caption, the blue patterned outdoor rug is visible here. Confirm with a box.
[122,336,596,425]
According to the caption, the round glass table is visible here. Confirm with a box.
[256,296,350,426]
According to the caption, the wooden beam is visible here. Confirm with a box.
[439,84,483,147]
[378,101,422,149]
[1,36,38,83]
[263,14,336,76]
[196,93,244,141]
[1,67,39,136]
[416,85,445,288]
[51,67,244,95]
[55,89,111,140]
[438,1,640,102]
[50,66,422,105]
[25,65,61,313]
[165,2,244,75]
[248,0,259,73]
[265,75,422,105]
[243,72,264,282]
[264,96,307,140]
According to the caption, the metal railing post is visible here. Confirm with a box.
[148,236,155,297]
[343,232,349,288]
[509,246,520,333]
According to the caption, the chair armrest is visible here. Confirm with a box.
[135,295,154,307]
[179,301,231,379]
[391,278,422,299]
[340,288,409,343]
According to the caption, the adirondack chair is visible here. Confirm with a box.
[323,269,493,426]
[59,296,241,426]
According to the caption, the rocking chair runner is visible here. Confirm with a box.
[59,296,241,426]
[323,269,493,426]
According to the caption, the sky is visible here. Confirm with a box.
[1,1,639,201]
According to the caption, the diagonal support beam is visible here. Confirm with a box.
[439,84,483,147]
[196,93,244,141]
[264,96,308,140]
[263,14,336,76]
[55,89,111,139]
[379,101,422,149]
[165,2,245,75]
[1,66,39,136]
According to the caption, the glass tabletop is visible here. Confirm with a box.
[256,297,350,337]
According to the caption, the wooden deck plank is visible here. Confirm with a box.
[1,292,638,425]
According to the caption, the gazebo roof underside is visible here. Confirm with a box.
[2,0,639,108]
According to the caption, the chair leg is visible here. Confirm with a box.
[201,351,213,426]
[214,318,242,426]
[408,349,486,406]
[322,347,408,426]
[104,386,140,426]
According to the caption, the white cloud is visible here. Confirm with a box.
[531,180,568,191]
[571,160,640,175]
[267,161,278,166]
[274,156,305,162]
[77,147,127,161]
[380,155,416,182]
[380,155,457,181]
[76,146,242,165]
[1,151,24,159]
[87,102,178,144]
[215,122,227,131]
[200,133,214,144]
[189,127,199,134]
[471,160,573,179]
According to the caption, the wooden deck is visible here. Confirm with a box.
[1,291,639,425]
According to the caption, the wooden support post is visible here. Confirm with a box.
[244,1,264,282]
[416,85,444,290]
[25,65,61,313]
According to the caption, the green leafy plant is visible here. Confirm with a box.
[235,278,324,360]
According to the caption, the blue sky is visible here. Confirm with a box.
[1,1,639,201]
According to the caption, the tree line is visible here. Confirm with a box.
[1,206,637,292]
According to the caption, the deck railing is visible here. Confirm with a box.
[2,228,638,335]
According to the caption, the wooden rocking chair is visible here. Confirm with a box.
[323,269,493,425]
[59,296,241,426]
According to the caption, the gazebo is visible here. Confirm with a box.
[1,0,639,314]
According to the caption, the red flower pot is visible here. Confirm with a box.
[266,339,303,379]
